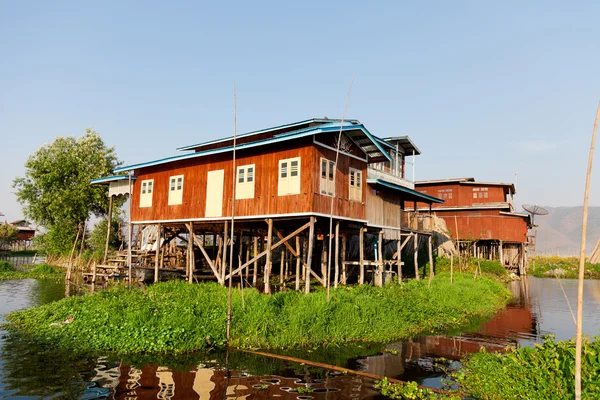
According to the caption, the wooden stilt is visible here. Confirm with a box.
[341,234,347,285]
[103,195,113,264]
[334,221,340,289]
[245,235,250,280]
[295,236,301,290]
[302,234,308,281]
[221,221,228,285]
[414,233,419,280]
[397,238,402,283]
[305,217,315,294]
[376,230,384,287]
[253,236,258,286]
[188,222,195,283]
[499,240,504,265]
[280,248,285,284]
[321,236,328,287]
[154,223,161,283]
[359,226,365,285]
[428,234,434,287]
[265,218,273,294]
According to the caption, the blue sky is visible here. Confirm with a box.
[1,1,599,222]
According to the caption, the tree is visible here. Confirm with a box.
[88,215,124,259]
[0,223,18,251]
[13,129,122,255]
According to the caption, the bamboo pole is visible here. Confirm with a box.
[334,221,340,288]
[154,223,161,283]
[265,218,273,294]
[226,83,238,342]
[575,102,600,400]
[127,173,132,288]
[428,235,434,287]
[295,236,301,291]
[397,238,402,283]
[450,252,453,284]
[377,230,383,287]
[253,236,258,286]
[188,222,195,283]
[341,234,347,285]
[413,233,419,280]
[359,227,365,284]
[66,224,82,281]
[103,195,113,264]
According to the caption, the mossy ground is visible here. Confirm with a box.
[0,261,64,281]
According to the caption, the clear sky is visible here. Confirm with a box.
[1,1,600,222]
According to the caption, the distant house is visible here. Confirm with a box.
[94,118,443,290]
[10,220,36,242]
[414,178,531,271]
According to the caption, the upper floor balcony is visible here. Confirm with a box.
[368,163,414,190]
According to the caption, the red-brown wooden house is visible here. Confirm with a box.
[94,118,443,290]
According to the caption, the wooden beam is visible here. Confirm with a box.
[221,221,228,285]
[272,225,298,257]
[225,220,312,280]
[103,195,113,264]
[265,218,273,294]
[253,236,258,286]
[341,234,347,285]
[188,222,195,283]
[305,217,316,294]
[377,230,384,287]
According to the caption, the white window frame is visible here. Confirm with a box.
[140,179,154,208]
[168,175,184,205]
[320,157,335,196]
[236,164,255,200]
[349,168,362,202]
[278,157,301,196]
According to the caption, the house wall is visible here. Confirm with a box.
[416,183,506,208]
[366,187,404,229]
[130,138,369,223]
[434,209,528,243]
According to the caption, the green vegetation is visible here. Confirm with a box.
[433,257,509,279]
[529,256,600,279]
[6,273,510,354]
[374,379,460,400]
[13,129,122,256]
[455,335,600,399]
[0,224,19,251]
[0,262,64,281]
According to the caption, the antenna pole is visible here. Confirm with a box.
[327,74,355,302]
[226,84,237,342]
[575,102,600,399]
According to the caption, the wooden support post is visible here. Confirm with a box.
[321,236,328,287]
[302,234,308,281]
[414,233,419,280]
[188,222,195,283]
[92,261,97,284]
[103,195,113,264]
[499,240,504,265]
[359,227,365,285]
[376,230,384,287]
[305,217,315,294]
[341,234,347,285]
[253,236,258,286]
[295,236,301,291]
[334,221,340,289]
[154,223,161,283]
[265,218,273,294]
[245,235,250,280]
[280,248,285,284]
[397,238,402,283]
[221,221,228,285]
[428,235,434,286]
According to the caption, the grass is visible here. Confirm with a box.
[0,261,65,281]
[6,272,511,354]
[454,335,600,399]
[529,256,600,279]
[432,257,509,279]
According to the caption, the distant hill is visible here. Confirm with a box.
[533,206,600,256]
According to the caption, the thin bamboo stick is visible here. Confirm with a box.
[575,102,600,400]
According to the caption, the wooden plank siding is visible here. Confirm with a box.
[130,137,368,223]
[416,183,506,208]
[435,209,528,243]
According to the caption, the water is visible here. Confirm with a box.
[1,277,599,398]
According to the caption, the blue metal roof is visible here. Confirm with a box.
[366,178,444,204]
[90,175,136,185]
[115,122,392,173]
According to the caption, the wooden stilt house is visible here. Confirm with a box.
[93,118,442,290]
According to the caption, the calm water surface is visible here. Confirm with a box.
[1,276,600,399]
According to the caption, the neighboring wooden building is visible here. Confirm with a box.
[414,178,531,271]
[94,118,442,290]
[10,220,36,242]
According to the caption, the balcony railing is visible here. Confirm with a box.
[401,210,432,232]
[367,166,414,189]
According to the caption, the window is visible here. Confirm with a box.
[278,157,301,196]
[236,164,255,200]
[349,168,362,202]
[320,158,335,196]
[168,175,184,205]
[473,187,488,199]
[140,179,154,208]
[437,188,453,200]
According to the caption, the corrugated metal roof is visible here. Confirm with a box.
[367,178,444,204]
[115,122,392,173]
[383,136,422,155]
[90,175,136,185]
